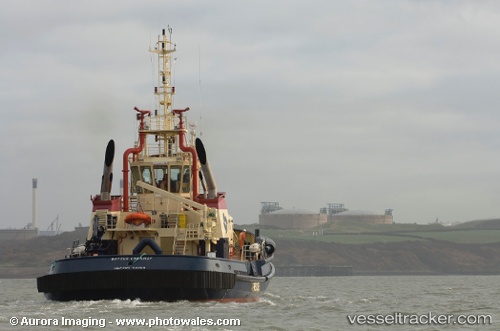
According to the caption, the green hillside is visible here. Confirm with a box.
[3,219,500,278]
[254,220,500,244]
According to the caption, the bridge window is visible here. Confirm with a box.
[148,165,190,193]
[140,166,153,185]
[130,166,140,193]
[154,166,168,190]
[181,166,190,193]
[170,166,181,193]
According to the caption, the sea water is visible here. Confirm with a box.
[0,276,497,330]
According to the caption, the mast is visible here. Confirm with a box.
[122,28,200,211]
[150,26,176,131]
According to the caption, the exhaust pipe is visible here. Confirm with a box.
[100,139,115,201]
[195,138,217,198]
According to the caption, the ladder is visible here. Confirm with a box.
[173,223,202,255]
[172,220,187,255]
[174,239,186,255]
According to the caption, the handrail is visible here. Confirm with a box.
[172,214,178,253]
[136,181,208,215]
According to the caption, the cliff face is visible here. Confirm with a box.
[2,230,500,278]
[273,238,500,275]
[0,229,88,278]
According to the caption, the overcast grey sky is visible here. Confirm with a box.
[2,1,500,231]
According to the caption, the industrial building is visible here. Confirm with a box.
[259,201,393,229]
[0,179,39,240]
[259,202,327,230]
[0,228,37,241]
[321,203,394,224]
[0,178,61,240]
[320,203,348,217]
[328,209,393,224]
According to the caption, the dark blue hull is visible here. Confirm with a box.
[37,255,274,302]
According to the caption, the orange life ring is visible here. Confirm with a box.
[124,212,152,226]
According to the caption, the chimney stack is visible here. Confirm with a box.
[32,178,38,233]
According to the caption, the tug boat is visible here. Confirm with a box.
[37,28,275,302]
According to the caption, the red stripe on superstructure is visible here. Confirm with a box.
[196,192,227,209]
[92,195,122,212]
